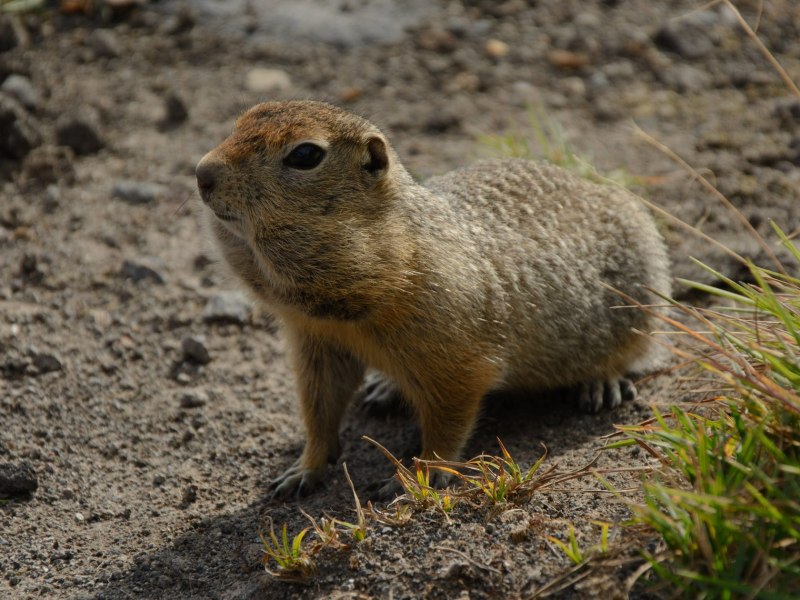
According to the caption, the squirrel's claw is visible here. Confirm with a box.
[578,378,637,413]
[269,462,325,500]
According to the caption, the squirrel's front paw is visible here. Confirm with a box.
[269,462,326,499]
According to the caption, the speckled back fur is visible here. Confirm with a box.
[417,159,671,389]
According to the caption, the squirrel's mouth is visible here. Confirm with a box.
[213,211,240,222]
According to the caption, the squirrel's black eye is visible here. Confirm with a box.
[283,143,326,170]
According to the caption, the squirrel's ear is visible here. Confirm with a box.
[364,136,389,174]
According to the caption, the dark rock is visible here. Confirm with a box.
[424,112,461,133]
[159,93,189,131]
[160,3,197,36]
[773,98,800,127]
[592,95,623,121]
[86,29,121,59]
[1,74,40,111]
[728,68,774,89]
[653,17,714,60]
[31,351,62,374]
[56,109,104,155]
[179,388,208,409]
[1,356,28,378]
[0,16,22,53]
[0,93,42,160]
[18,252,41,278]
[180,484,198,507]
[0,461,38,497]
[181,335,210,365]
[790,137,800,166]
[112,180,167,205]
[202,291,251,324]
[120,257,167,285]
[193,253,214,271]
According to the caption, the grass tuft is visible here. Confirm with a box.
[259,518,316,581]
[617,225,800,597]
[1,0,44,13]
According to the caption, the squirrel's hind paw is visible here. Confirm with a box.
[578,378,637,413]
[358,371,407,416]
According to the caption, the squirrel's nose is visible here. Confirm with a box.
[195,157,219,204]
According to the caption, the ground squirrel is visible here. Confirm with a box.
[195,100,671,498]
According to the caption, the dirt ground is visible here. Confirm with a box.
[1,1,799,598]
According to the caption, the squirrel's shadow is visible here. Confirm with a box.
[331,385,653,497]
[90,388,654,600]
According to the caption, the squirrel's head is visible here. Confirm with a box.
[196,100,413,320]
[196,100,395,232]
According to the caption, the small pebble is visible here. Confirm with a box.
[245,68,292,94]
[160,3,196,35]
[660,64,711,93]
[112,180,166,205]
[120,257,167,285]
[202,291,251,324]
[86,29,121,58]
[547,49,589,69]
[1,74,40,111]
[484,39,510,59]
[179,388,208,409]
[417,28,457,53]
[181,335,211,364]
[31,351,62,374]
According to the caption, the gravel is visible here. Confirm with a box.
[2,1,799,599]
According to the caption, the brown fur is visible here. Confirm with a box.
[195,100,671,496]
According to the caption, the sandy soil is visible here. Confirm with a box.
[1,1,799,598]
